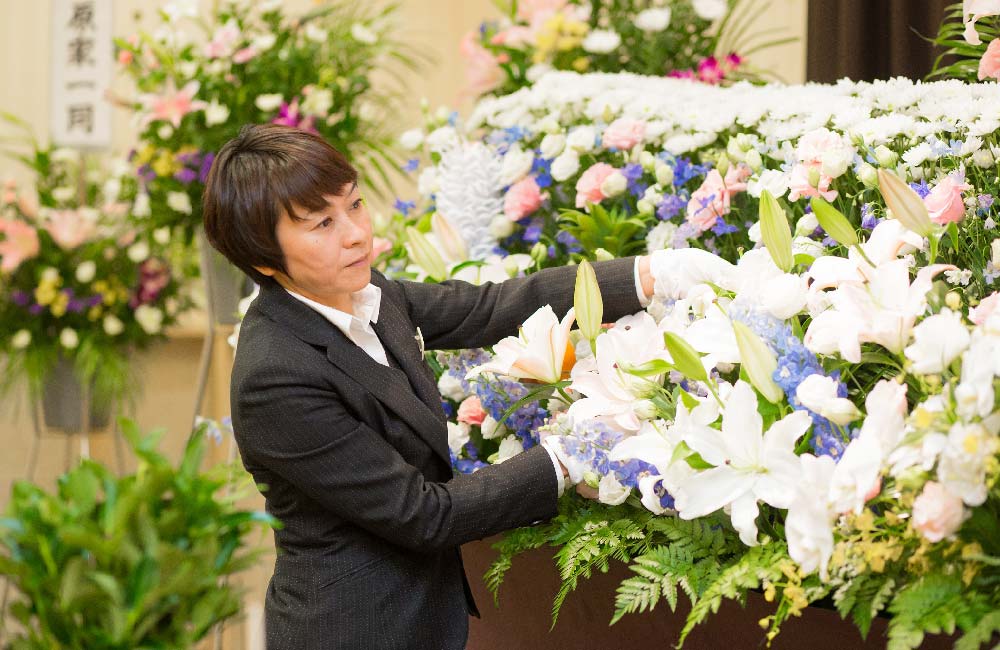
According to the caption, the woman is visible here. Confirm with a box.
[202,124,656,649]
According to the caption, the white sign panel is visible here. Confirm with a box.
[50,0,113,149]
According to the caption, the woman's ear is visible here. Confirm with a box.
[253,265,277,278]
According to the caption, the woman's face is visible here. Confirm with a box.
[256,182,373,313]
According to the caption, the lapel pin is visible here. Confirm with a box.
[414,327,425,355]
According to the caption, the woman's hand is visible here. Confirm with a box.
[637,254,654,301]
[575,483,600,500]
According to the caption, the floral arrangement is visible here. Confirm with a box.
[377,70,1000,646]
[387,73,999,302]
[452,184,1000,647]
[114,0,419,240]
[460,0,787,99]
[931,1,1000,82]
[0,143,188,408]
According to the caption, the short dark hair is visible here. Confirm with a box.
[202,123,358,285]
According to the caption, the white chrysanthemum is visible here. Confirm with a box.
[635,8,671,31]
[434,143,504,260]
[582,29,621,54]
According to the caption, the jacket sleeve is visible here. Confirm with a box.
[233,359,559,552]
[392,256,643,350]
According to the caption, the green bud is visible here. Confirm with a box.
[639,151,656,171]
[663,332,708,383]
[732,321,784,404]
[574,259,604,343]
[655,163,674,186]
[878,168,934,237]
[874,145,898,168]
[810,196,859,247]
[530,241,549,264]
[717,153,731,177]
[594,248,615,261]
[807,165,821,188]
[858,162,879,188]
[405,227,448,281]
[745,148,763,172]
[758,189,794,272]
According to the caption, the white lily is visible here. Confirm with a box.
[568,312,670,431]
[904,309,971,374]
[784,454,837,579]
[672,381,811,546]
[466,305,575,384]
[804,259,954,362]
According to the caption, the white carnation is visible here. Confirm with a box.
[135,305,164,335]
[582,29,621,54]
[634,8,671,32]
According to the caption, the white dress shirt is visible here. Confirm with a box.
[286,264,650,498]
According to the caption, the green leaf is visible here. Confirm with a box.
[758,189,793,272]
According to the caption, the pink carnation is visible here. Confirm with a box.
[979,37,1000,80]
[457,395,487,426]
[787,163,838,202]
[233,46,258,64]
[924,174,971,225]
[685,165,751,231]
[970,291,1000,325]
[0,218,40,273]
[504,176,544,221]
[574,163,617,208]
[602,118,647,151]
[912,481,965,542]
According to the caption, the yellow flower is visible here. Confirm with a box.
[782,584,808,616]
[151,151,179,177]
[134,143,156,165]
[50,292,69,317]
[34,284,58,306]
[762,581,776,602]
[88,305,102,321]
[571,56,590,72]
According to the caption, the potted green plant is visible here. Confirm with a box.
[0,419,276,649]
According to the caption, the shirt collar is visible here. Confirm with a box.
[284,283,382,336]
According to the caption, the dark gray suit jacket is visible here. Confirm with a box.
[230,257,642,650]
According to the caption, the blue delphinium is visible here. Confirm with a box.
[728,303,851,459]
[656,193,688,221]
[475,378,548,449]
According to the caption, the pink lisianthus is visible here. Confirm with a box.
[924,174,972,224]
[697,56,725,84]
[138,80,208,129]
[204,20,241,59]
[233,46,258,64]
[460,32,504,97]
[504,176,544,221]
[723,52,742,73]
[517,0,568,21]
[491,26,534,47]
[371,236,393,259]
[457,395,487,426]
[912,481,966,542]
[980,38,1000,79]
[685,165,751,231]
[575,163,617,208]
[271,99,317,133]
[667,69,697,80]
[0,218,40,273]
[970,291,1000,325]
[43,209,99,250]
[787,163,838,202]
[796,128,850,165]
[602,118,647,151]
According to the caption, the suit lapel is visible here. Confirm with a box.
[254,282,451,466]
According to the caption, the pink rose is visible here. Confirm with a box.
[912,481,966,542]
[602,118,647,151]
[685,165,751,231]
[372,236,393,259]
[970,291,1000,325]
[796,128,849,164]
[457,395,487,426]
[574,163,617,208]
[924,174,971,225]
[43,209,98,250]
[460,32,503,98]
[0,218,40,273]
[118,50,133,65]
[504,176,544,221]
[787,163,838,202]
[979,37,1000,80]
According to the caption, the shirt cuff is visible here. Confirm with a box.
[540,440,566,497]
[634,256,651,307]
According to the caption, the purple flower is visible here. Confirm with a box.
[711,220,738,236]
[656,193,687,221]
[29,304,44,315]
[909,180,931,199]
[12,291,30,307]
[393,199,416,216]
[199,152,215,184]
[403,158,420,173]
[174,168,198,184]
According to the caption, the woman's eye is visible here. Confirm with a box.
[318,217,333,228]
[352,199,363,210]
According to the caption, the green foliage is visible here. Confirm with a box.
[834,573,896,639]
[678,541,788,644]
[559,204,649,259]
[928,2,999,82]
[0,419,276,650]
[612,517,734,624]
[886,574,993,650]
[955,610,1000,650]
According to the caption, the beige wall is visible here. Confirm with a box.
[0,2,806,648]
